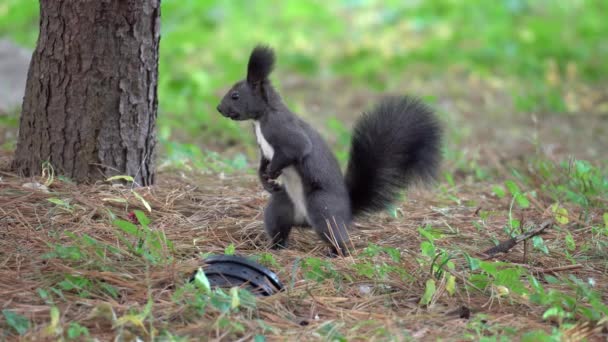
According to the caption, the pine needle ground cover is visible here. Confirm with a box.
[1,138,607,340]
[1,1,608,340]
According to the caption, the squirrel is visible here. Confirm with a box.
[217,45,442,255]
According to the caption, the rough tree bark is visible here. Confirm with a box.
[12,0,161,185]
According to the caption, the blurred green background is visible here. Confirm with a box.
[1,0,606,174]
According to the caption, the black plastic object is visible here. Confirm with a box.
[191,255,284,296]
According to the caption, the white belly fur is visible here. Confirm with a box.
[254,121,274,159]
[282,166,309,223]
[254,121,308,223]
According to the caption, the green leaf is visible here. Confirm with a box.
[362,243,382,257]
[479,261,498,275]
[574,160,591,175]
[254,335,267,342]
[224,243,236,255]
[387,204,399,218]
[495,268,525,294]
[43,244,83,261]
[114,313,146,332]
[134,210,151,226]
[353,262,374,278]
[106,175,134,182]
[230,287,240,309]
[37,288,50,302]
[2,309,30,335]
[317,321,347,342]
[67,322,89,339]
[505,180,530,208]
[45,306,61,335]
[418,226,443,240]
[565,232,576,251]
[521,330,560,342]
[514,193,530,208]
[504,180,521,195]
[210,290,232,313]
[550,204,569,224]
[492,185,506,198]
[445,172,455,187]
[542,306,568,320]
[142,297,153,319]
[603,212,608,229]
[446,275,456,296]
[50,306,60,325]
[194,268,211,293]
[468,274,490,290]
[113,219,140,237]
[385,247,401,262]
[464,254,481,271]
[543,306,564,319]
[132,191,152,212]
[419,279,436,306]
[418,227,434,241]
[544,275,559,284]
[532,236,549,254]
[302,257,337,282]
[420,241,435,258]
[528,275,545,294]
[47,198,68,206]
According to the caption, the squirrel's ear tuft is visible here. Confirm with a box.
[247,45,275,85]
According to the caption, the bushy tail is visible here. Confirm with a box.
[345,96,442,217]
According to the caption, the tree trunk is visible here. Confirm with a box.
[12,0,160,186]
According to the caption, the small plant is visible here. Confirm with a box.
[66,322,89,340]
[47,197,75,213]
[112,210,174,265]
[520,328,562,342]
[504,180,530,209]
[172,268,257,323]
[2,309,31,336]
[316,321,347,342]
[56,274,118,299]
[224,243,236,255]
[113,298,155,337]
[415,227,458,306]
[529,274,608,324]
[529,159,607,209]
[44,231,124,265]
[352,243,409,281]
[253,252,280,269]
[464,256,527,297]
[301,257,345,283]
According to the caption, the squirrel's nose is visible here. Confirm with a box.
[216,105,223,114]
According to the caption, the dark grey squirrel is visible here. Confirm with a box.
[217,45,442,255]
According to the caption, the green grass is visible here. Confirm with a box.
[1,1,607,155]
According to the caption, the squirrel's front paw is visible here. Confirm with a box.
[260,170,281,192]
[262,178,282,192]
[265,165,281,180]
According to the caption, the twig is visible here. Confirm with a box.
[481,220,553,259]
[511,263,583,274]
[0,167,21,177]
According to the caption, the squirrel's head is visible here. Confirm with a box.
[217,45,276,121]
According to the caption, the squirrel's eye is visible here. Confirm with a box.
[230,91,239,100]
